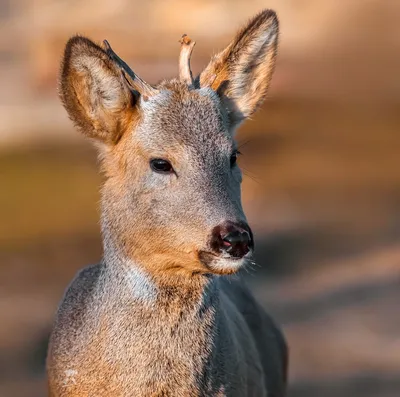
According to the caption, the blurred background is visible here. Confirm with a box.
[1,0,399,396]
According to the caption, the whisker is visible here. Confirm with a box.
[241,168,263,185]
[237,140,252,151]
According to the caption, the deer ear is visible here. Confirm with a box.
[59,36,136,144]
[198,10,279,126]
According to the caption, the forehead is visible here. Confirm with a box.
[136,83,233,154]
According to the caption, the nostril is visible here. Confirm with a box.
[221,228,252,258]
[222,230,248,246]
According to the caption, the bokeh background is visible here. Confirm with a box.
[1,0,400,396]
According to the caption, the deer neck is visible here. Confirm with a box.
[102,242,219,315]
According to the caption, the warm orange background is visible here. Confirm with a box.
[1,1,399,396]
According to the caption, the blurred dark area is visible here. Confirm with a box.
[1,1,399,396]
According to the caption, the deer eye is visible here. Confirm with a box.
[230,151,241,168]
[150,159,174,174]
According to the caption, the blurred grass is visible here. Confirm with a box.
[0,143,100,249]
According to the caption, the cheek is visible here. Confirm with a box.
[123,211,201,263]
[147,189,208,245]
[139,170,177,193]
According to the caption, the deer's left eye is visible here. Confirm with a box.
[230,151,240,168]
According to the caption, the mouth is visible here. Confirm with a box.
[198,250,253,275]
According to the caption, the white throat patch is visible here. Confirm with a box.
[122,260,158,304]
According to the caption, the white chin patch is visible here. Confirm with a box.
[209,257,247,274]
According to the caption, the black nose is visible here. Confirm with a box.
[211,222,253,258]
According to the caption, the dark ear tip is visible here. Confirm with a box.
[257,9,279,30]
[59,35,105,102]
[60,35,107,82]
[258,9,278,21]
[65,35,91,47]
[63,35,103,58]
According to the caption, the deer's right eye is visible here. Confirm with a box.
[150,159,174,174]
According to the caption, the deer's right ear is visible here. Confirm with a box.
[59,36,137,144]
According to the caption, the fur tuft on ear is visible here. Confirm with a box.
[198,10,279,126]
[59,36,136,144]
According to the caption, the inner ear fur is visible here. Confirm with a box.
[59,36,136,144]
[198,9,279,126]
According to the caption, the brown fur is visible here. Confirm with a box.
[48,9,287,397]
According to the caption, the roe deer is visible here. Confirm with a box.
[47,9,287,397]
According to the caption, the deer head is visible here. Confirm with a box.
[59,10,279,278]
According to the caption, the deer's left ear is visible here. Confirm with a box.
[198,10,279,126]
